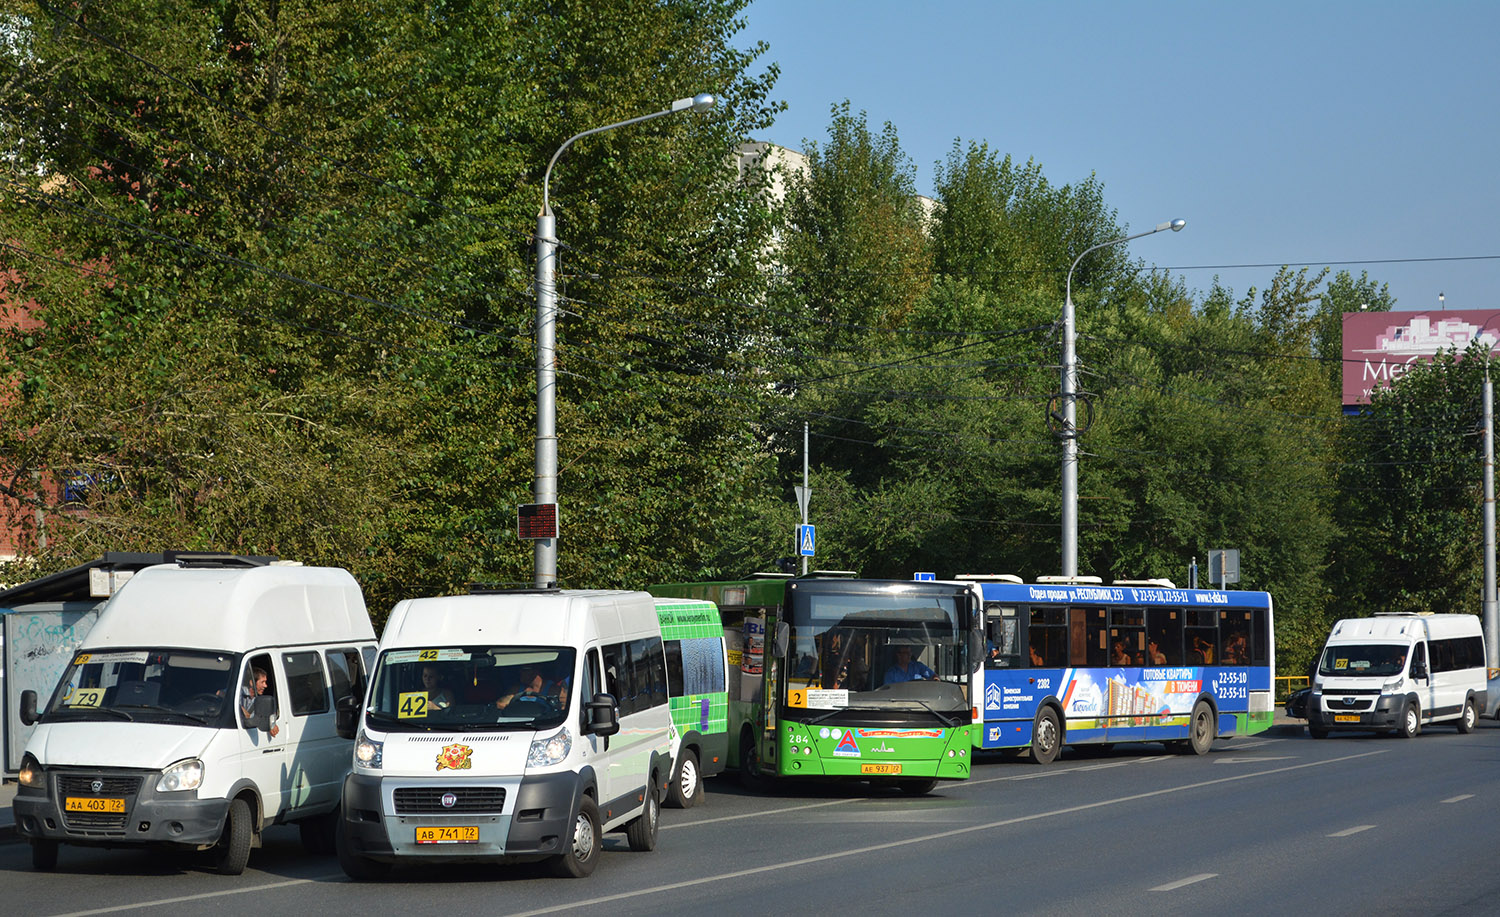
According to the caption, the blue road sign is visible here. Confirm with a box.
[913,572,935,581]
[797,524,816,557]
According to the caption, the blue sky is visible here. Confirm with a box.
[736,1,1499,313]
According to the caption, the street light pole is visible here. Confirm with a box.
[533,93,716,588]
[1060,218,1185,577]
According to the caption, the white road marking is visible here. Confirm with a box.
[1441,794,1474,803]
[46,875,344,917]
[1151,873,1218,891]
[664,797,855,829]
[1328,825,1376,837]
[1213,756,1295,764]
[44,747,1390,917]
[503,749,1389,917]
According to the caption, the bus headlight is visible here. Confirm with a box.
[1381,678,1404,695]
[355,731,384,769]
[156,758,204,792]
[527,728,572,768]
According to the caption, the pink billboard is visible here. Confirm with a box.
[1342,309,1500,406]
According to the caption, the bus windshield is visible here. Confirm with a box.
[1319,643,1408,678]
[45,649,238,727]
[786,590,972,713]
[366,646,575,732]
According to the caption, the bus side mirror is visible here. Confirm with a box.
[585,693,620,737]
[335,694,361,740]
[19,689,38,726]
[1411,661,1428,679]
[970,630,985,672]
[774,622,789,659]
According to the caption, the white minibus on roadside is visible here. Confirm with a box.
[336,587,672,879]
[13,554,376,874]
[1308,612,1487,738]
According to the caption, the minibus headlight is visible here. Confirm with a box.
[18,753,43,788]
[356,731,384,769]
[1381,678,1404,695]
[156,758,204,792]
[527,728,572,768]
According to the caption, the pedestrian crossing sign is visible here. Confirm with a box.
[797,524,816,557]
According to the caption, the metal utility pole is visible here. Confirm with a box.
[530,93,716,588]
[1485,368,1497,666]
[1060,219,1185,576]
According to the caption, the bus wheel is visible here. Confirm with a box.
[1458,698,1478,734]
[1398,702,1420,739]
[668,749,703,808]
[550,797,601,878]
[1029,708,1061,765]
[1186,700,1215,755]
[897,779,938,796]
[739,733,771,791]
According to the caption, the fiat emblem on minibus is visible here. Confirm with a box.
[441,793,457,808]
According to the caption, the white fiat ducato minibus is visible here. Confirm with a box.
[336,587,673,879]
[1308,612,1487,738]
[13,554,376,874]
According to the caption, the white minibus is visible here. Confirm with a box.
[14,554,375,874]
[1308,612,1487,738]
[337,587,672,879]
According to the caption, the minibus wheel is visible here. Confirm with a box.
[213,798,253,876]
[1398,702,1420,738]
[625,784,659,852]
[1458,698,1478,734]
[550,796,601,878]
[31,840,58,871]
[668,749,702,808]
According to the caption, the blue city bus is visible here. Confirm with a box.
[970,576,1274,762]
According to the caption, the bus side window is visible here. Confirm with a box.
[1081,607,1107,667]
[1148,608,1184,665]
[1185,609,1218,665]
[1028,608,1065,666]
[986,605,1020,668]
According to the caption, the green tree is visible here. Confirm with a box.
[0,0,782,614]
[1332,345,1488,620]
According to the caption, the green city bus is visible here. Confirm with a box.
[649,575,980,794]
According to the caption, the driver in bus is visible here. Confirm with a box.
[884,646,935,684]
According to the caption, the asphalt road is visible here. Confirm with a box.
[7,721,1500,917]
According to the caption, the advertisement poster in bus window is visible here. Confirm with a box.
[741,616,764,675]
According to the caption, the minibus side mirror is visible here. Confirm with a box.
[585,693,620,737]
[335,694,361,740]
[1411,661,1428,679]
[246,694,276,732]
[19,689,38,726]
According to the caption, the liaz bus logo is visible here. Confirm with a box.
[832,730,860,757]
[984,683,1005,711]
[869,742,896,753]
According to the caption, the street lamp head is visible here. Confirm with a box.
[671,93,718,113]
[1169,218,1186,232]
